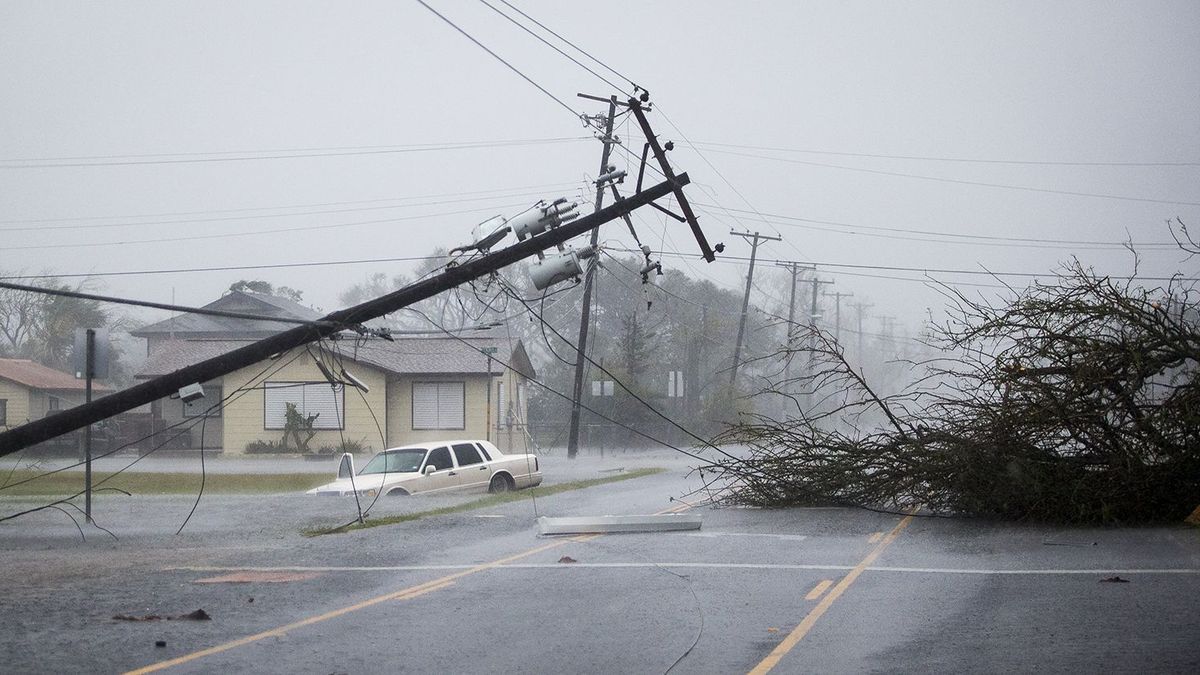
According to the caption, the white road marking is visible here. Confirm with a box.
[170,563,1200,575]
[681,532,809,541]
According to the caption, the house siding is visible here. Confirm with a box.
[219,353,388,454]
[385,370,530,454]
[0,379,31,429]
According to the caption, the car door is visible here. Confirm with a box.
[451,442,491,492]
[418,446,458,494]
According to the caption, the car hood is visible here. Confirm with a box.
[306,471,421,496]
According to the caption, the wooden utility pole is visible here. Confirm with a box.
[566,97,618,460]
[775,261,814,386]
[850,300,873,361]
[825,290,854,343]
[729,230,781,388]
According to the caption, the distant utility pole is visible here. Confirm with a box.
[566,96,618,460]
[850,300,873,361]
[824,290,853,343]
[804,276,834,402]
[729,230,782,387]
[776,261,815,386]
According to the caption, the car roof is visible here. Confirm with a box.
[381,440,494,453]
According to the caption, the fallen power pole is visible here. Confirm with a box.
[0,175,689,457]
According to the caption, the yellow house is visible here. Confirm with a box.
[136,334,537,455]
[0,358,111,432]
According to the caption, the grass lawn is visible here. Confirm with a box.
[0,470,328,497]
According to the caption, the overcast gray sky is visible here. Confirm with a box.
[3,1,1198,336]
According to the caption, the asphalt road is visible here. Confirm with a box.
[2,454,1198,674]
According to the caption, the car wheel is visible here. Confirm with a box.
[489,474,514,494]
[386,488,410,497]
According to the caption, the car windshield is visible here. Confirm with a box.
[358,448,427,475]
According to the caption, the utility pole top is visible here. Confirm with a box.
[731,230,782,243]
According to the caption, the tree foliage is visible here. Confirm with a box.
[701,256,1200,523]
[0,273,127,375]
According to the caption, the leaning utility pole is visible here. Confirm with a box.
[729,230,781,387]
[0,176,690,457]
[566,96,618,460]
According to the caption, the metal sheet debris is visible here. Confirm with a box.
[537,514,702,535]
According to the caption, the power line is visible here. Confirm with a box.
[697,147,1200,207]
[413,0,580,119]
[0,254,443,281]
[606,246,1200,282]
[0,187,575,234]
[474,0,628,95]
[0,280,335,326]
[0,202,531,252]
[0,137,588,168]
[0,180,580,226]
[494,0,637,91]
[691,203,1181,250]
[689,141,1200,168]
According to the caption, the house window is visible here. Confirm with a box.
[47,396,61,411]
[183,385,223,418]
[412,381,464,430]
[0,399,6,426]
[264,382,344,430]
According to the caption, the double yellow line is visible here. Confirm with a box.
[748,514,915,674]
[126,504,686,673]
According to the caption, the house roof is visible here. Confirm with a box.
[0,359,111,391]
[136,334,537,380]
[131,290,322,338]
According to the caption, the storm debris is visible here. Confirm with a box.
[558,556,578,564]
[1100,576,1131,583]
[113,609,212,622]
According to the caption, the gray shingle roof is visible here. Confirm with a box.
[131,291,322,338]
[136,335,535,380]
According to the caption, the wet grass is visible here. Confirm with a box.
[0,470,328,496]
[305,467,666,536]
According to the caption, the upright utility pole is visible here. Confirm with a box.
[566,97,618,460]
[849,300,873,359]
[83,328,94,524]
[804,277,834,404]
[776,261,814,385]
[729,230,781,388]
[825,290,854,343]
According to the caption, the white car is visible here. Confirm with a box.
[307,440,543,497]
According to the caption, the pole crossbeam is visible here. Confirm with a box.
[0,176,687,457]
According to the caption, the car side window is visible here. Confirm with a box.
[475,443,492,462]
[453,443,483,467]
[426,447,453,472]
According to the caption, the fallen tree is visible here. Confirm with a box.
[701,235,1200,523]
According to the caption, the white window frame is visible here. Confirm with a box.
[264,382,345,430]
[412,381,465,430]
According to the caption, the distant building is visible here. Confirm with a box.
[0,358,111,430]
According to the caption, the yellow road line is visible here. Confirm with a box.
[867,531,883,544]
[748,514,915,675]
[124,540,570,674]
[127,501,693,673]
[804,579,833,601]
